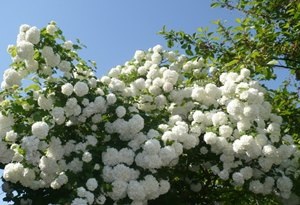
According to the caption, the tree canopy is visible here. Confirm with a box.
[0,0,299,204]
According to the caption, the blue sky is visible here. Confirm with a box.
[0,0,240,77]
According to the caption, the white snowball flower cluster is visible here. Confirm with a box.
[41,46,61,67]
[0,23,299,205]
[74,81,89,97]
[1,68,22,89]
[31,121,49,139]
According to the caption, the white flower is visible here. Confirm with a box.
[237,119,251,132]
[205,83,221,99]
[58,60,71,72]
[232,172,244,185]
[109,78,125,92]
[192,111,206,123]
[46,24,58,35]
[102,148,119,166]
[151,52,162,64]
[135,153,162,169]
[277,176,293,198]
[41,46,60,67]
[219,125,233,138]
[218,169,229,180]
[200,146,208,155]
[5,130,17,142]
[211,112,228,127]
[38,95,53,110]
[127,180,146,201]
[204,132,217,145]
[19,24,30,33]
[249,180,264,194]
[86,178,98,191]
[162,82,173,92]
[25,59,39,72]
[39,156,59,175]
[0,143,14,164]
[227,99,244,117]
[71,198,88,205]
[2,68,22,88]
[25,26,40,44]
[67,158,83,173]
[153,45,163,53]
[111,164,138,182]
[3,163,24,183]
[243,104,259,119]
[82,152,92,163]
[141,175,160,199]
[163,70,179,85]
[159,180,170,195]
[85,191,95,205]
[240,68,250,78]
[134,50,145,61]
[63,40,73,50]
[51,107,65,125]
[119,148,135,165]
[159,146,177,165]
[108,180,128,200]
[86,135,98,146]
[106,93,117,105]
[240,167,253,180]
[143,139,161,154]
[77,186,87,197]
[17,41,34,60]
[61,83,73,96]
[116,106,126,118]
[74,81,89,97]
[95,195,106,205]
[263,177,275,195]
[56,172,68,186]
[262,144,277,157]
[31,121,49,139]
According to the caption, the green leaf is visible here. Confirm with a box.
[24,84,40,92]
[186,49,193,56]
[225,59,239,67]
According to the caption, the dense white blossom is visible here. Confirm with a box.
[74,81,89,97]
[46,24,58,35]
[86,178,98,191]
[25,26,40,44]
[0,23,299,205]
[31,121,49,139]
[17,41,34,60]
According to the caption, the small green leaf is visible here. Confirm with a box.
[225,59,239,67]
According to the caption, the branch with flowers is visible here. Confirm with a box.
[0,22,299,205]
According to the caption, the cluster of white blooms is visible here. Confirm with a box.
[1,68,22,89]
[98,45,299,201]
[0,23,299,205]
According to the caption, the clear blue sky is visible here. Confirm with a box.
[0,0,240,77]
[0,0,286,203]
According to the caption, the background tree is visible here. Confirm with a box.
[159,0,300,203]
[0,1,299,204]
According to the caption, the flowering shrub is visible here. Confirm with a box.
[0,22,299,205]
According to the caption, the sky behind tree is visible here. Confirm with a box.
[0,1,240,77]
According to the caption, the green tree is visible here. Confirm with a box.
[1,1,300,204]
[158,0,300,203]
